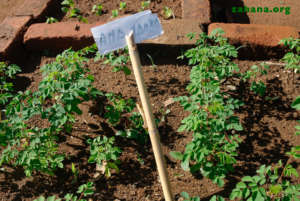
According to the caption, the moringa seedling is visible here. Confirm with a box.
[46,17,58,24]
[141,1,150,11]
[111,9,119,18]
[92,4,103,16]
[119,1,127,11]
[163,6,174,19]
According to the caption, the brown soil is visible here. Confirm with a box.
[58,0,182,24]
[0,0,300,201]
[0,0,26,23]
[1,49,299,201]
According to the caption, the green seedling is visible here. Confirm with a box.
[241,63,269,97]
[87,136,121,178]
[92,4,103,16]
[141,1,150,11]
[71,162,79,183]
[280,37,300,73]
[170,28,243,187]
[137,153,145,165]
[119,1,127,11]
[111,9,119,18]
[146,53,157,68]
[181,192,201,201]
[34,182,95,201]
[103,48,131,76]
[104,93,135,126]
[61,0,87,23]
[163,6,174,19]
[46,17,58,24]
[0,49,103,177]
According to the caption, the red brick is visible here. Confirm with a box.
[23,21,105,51]
[208,23,299,47]
[182,0,211,23]
[15,0,57,20]
[0,16,31,59]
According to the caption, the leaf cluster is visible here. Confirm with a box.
[87,136,121,178]
[91,4,103,16]
[0,62,21,106]
[61,0,87,23]
[230,163,300,201]
[280,38,300,73]
[34,182,95,201]
[170,28,243,187]
[104,93,149,144]
[102,47,131,76]
[0,49,102,176]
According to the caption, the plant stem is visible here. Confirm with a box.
[277,156,291,184]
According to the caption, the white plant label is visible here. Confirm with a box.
[91,10,164,54]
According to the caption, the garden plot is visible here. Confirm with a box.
[0,0,299,201]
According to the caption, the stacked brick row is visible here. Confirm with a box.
[0,0,299,62]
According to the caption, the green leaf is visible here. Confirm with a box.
[242,188,251,198]
[34,196,45,201]
[292,96,300,110]
[181,155,190,171]
[181,191,190,199]
[61,7,69,13]
[170,151,183,160]
[47,196,60,201]
[237,182,247,189]
[242,176,253,182]
[270,185,282,195]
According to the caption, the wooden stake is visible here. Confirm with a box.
[126,31,174,201]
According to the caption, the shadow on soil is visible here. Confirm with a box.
[201,77,298,199]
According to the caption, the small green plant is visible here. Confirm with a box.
[87,136,121,178]
[46,17,58,24]
[141,0,150,11]
[34,182,95,201]
[104,93,135,126]
[159,108,170,123]
[0,49,103,177]
[230,163,300,201]
[137,153,145,165]
[71,162,79,183]
[241,63,269,97]
[291,96,300,136]
[279,37,300,73]
[116,111,149,144]
[146,53,157,68]
[170,29,243,187]
[119,1,127,11]
[92,4,103,16]
[181,192,225,201]
[181,192,201,201]
[61,0,87,23]
[111,9,119,18]
[163,6,174,19]
[0,62,21,109]
[103,93,149,144]
[102,48,131,76]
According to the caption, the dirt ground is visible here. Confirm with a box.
[0,47,299,200]
[0,0,300,200]
[56,0,182,23]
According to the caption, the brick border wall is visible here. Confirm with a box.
[0,0,299,63]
